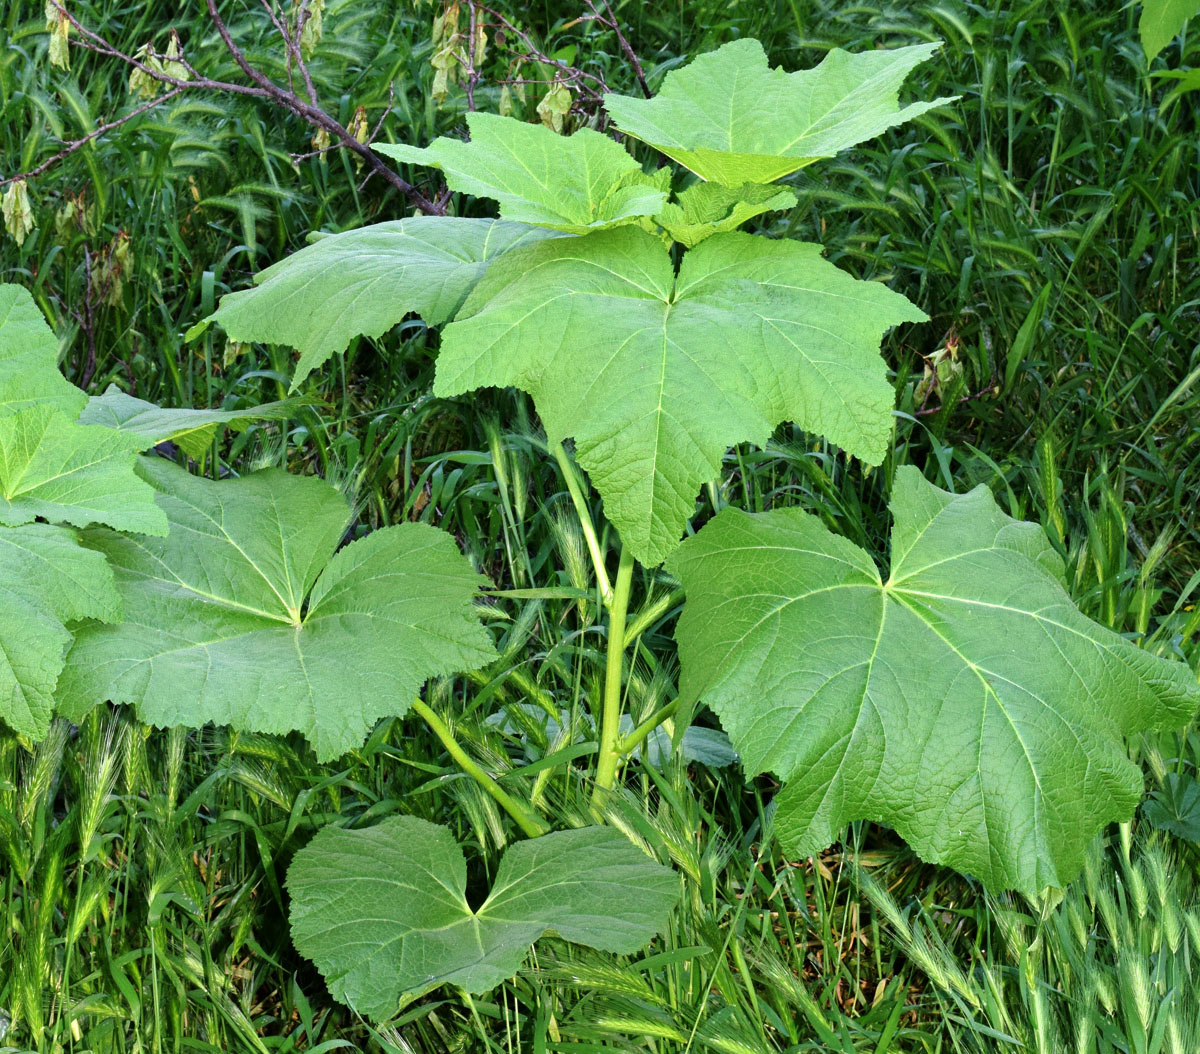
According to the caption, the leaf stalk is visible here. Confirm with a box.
[594,545,635,794]
[410,697,550,839]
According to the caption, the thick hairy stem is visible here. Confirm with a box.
[594,545,635,794]
[411,698,549,838]
[550,440,613,604]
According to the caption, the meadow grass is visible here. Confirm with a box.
[1,0,1198,1049]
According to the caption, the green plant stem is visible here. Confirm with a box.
[616,699,681,757]
[550,439,613,605]
[594,546,635,794]
[410,698,550,839]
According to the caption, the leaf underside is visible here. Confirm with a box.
[79,385,302,459]
[287,817,680,1021]
[436,225,924,566]
[604,39,955,185]
[206,217,559,389]
[668,467,1199,894]
[59,458,496,760]
[378,112,669,234]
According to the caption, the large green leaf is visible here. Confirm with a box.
[668,467,1199,894]
[605,39,954,185]
[202,218,557,389]
[288,817,679,1020]
[79,385,301,459]
[437,226,924,565]
[0,524,120,738]
[378,113,668,234]
[0,284,85,418]
[59,458,496,759]
[1140,0,1200,60]
[0,405,167,534]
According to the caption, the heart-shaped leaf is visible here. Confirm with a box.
[379,112,669,234]
[201,217,558,388]
[436,226,924,565]
[668,467,1199,894]
[605,39,955,185]
[59,458,496,759]
[288,817,679,1020]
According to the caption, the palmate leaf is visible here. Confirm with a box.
[0,405,167,534]
[0,282,163,737]
[378,112,669,234]
[59,458,496,759]
[652,182,797,248]
[668,467,1199,894]
[0,525,120,738]
[287,817,679,1021]
[201,218,558,389]
[437,225,924,566]
[0,284,85,417]
[604,39,954,185]
[79,385,302,459]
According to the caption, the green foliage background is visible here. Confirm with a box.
[1,0,1198,1050]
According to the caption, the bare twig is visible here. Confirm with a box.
[589,0,650,97]
[1,88,185,187]
[465,2,480,113]
[474,1,611,103]
[4,0,444,214]
[203,0,441,211]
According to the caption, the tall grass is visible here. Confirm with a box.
[0,0,1197,1049]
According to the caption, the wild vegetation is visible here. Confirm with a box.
[1,1,1198,1051]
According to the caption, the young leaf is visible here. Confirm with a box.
[0,405,166,534]
[287,817,680,1020]
[604,39,954,185]
[0,525,120,738]
[79,385,302,459]
[378,112,669,234]
[198,218,558,389]
[437,226,924,566]
[59,458,496,759]
[668,467,1199,894]
[0,284,86,418]
[653,182,797,248]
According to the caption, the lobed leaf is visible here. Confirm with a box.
[287,817,680,1020]
[59,458,496,759]
[0,283,86,418]
[0,405,167,535]
[436,226,924,566]
[668,467,1200,894]
[201,217,559,389]
[79,385,303,459]
[0,525,120,738]
[378,113,669,234]
[605,39,955,185]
